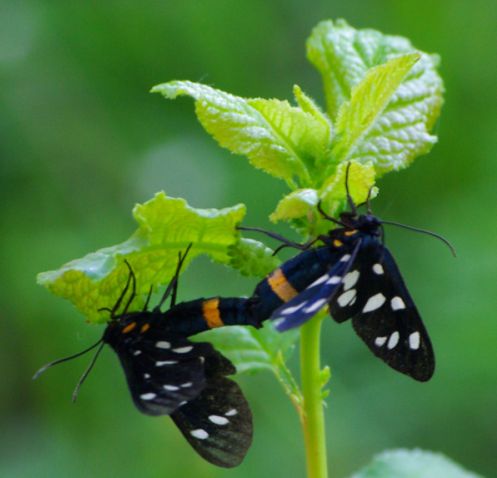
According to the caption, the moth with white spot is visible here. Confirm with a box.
[34,245,257,467]
[244,164,455,382]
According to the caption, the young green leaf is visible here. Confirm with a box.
[331,54,420,172]
[308,20,443,175]
[351,449,483,478]
[307,19,444,124]
[228,238,280,277]
[38,192,246,323]
[270,161,376,236]
[152,81,331,187]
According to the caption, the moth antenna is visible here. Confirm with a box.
[344,162,357,215]
[33,339,104,380]
[316,200,346,226]
[143,285,154,311]
[110,261,134,319]
[155,243,193,311]
[120,260,137,316]
[381,220,456,257]
[71,342,106,402]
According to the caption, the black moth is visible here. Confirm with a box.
[245,164,454,382]
[34,245,257,468]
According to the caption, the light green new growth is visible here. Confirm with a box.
[151,81,331,188]
[38,192,273,323]
[154,19,443,240]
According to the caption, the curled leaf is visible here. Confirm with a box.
[38,193,246,323]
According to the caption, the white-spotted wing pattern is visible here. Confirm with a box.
[271,242,361,332]
[112,333,215,416]
[330,238,434,381]
[171,351,252,468]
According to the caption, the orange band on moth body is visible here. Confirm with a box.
[267,268,298,302]
[344,229,358,236]
[122,322,137,334]
[202,298,224,328]
[140,323,150,333]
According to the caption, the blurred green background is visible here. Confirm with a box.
[2,1,496,476]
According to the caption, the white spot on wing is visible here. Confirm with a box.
[133,350,142,356]
[144,373,151,379]
[362,293,386,313]
[281,301,308,315]
[172,346,193,354]
[326,275,341,284]
[190,429,209,440]
[337,289,357,307]
[340,254,351,262]
[307,274,329,288]
[140,393,156,400]
[391,296,406,310]
[409,332,420,350]
[209,415,229,425]
[373,263,384,275]
[156,341,170,349]
[225,409,238,416]
[156,360,178,366]
[387,331,400,349]
[342,270,359,290]
[303,298,327,314]
[181,382,193,388]
[374,336,387,347]
[163,384,180,391]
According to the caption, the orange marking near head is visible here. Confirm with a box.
[267,268,298,302]
[333,239,343,248]
[140,323,150,333]
[122,322,137,334]
[344,229,358,236]
[202,298,224,328]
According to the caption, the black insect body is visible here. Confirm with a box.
[35,247,258,468]
[243,166,453,382]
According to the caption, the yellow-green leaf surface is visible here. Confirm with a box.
[228,238,280,277]
[332,54,419,167]
[270,162,376,236]
[38,193,247,323]
[152,81,331,187]
[308,19,444,175]
[270,188,319,223]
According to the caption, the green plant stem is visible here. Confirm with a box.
[300,311,328,478]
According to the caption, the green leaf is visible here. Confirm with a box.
[228,238,280,277]
[319,160,377,217]
[331,54,419,170]
[270,188,319,223]
[38,192,246,323]
[195,322,302,405]
[307,19,443,174]
[152,81,331,187]
[351,449,483,478]
[270,161,376,236]
[307,19,443,119]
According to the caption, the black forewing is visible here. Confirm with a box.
[329,237,434,381]
[270,242,361,331]
[171,351,253,468]
[113,333,216,416]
